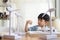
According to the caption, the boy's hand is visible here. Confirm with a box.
[26,20,32,25]
[25,20,32,32]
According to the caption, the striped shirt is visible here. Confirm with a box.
[28,25,57,32]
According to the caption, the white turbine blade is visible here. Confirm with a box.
[48,8,55,12]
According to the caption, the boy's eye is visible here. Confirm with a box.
[38,19,44,22]
[39,19,42,22]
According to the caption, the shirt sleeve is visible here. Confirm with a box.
[28,27,33,31]
[28,26,37,31]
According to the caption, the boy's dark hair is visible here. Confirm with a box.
[3,0,8,3]
[38,13,50,21]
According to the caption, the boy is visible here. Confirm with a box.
[25,13,56,32]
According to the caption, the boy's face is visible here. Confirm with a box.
[38,19,48,27]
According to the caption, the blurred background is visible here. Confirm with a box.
[0,0,60,33]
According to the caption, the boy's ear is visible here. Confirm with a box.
[45,21,50,26]
[45,21,49,25]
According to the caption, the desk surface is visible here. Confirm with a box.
[0,32,60,40]
[21,33,60,40]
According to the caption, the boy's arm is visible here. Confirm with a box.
[25,22,29,32]
[25,20,32,32]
